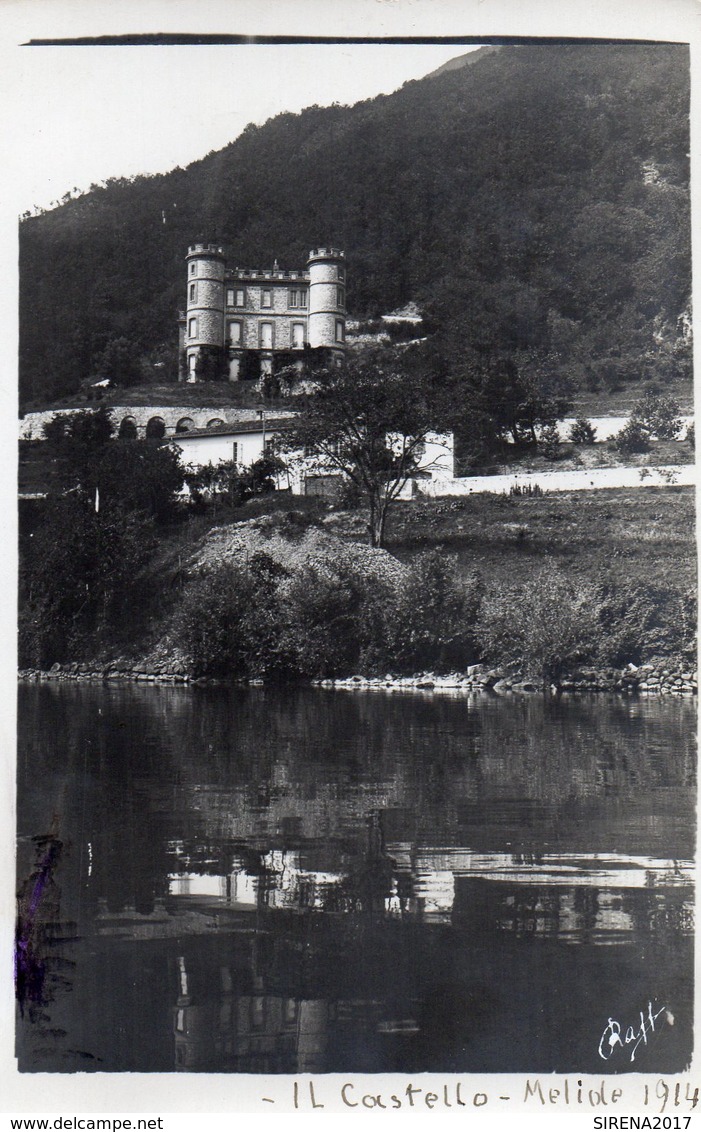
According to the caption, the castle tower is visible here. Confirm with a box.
[307,248,346,358]
[183,244,225,382]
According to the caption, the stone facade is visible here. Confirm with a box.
[180,244,347,383]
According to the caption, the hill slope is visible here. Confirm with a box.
[20,43,690,407]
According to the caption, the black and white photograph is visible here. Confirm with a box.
[4,0,698,1117]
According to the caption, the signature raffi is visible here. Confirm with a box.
[598,1001,673,1063]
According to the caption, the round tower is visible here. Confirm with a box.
[184,244,225,382]
[307,247,346,357]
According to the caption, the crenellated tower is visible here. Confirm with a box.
[184,244,226,382]
[307,247,346,359]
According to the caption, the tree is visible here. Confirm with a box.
[91,441,185,523]
[43,407,115,490]
[92,336,144,388]
[613,419,650,455]
[44,408,184,522]
[19,495,157,666]
[183,455,284,513]
[449,352,572,451]
[631,392,683,440]
[280,347,446,547]
[568,417,597,445]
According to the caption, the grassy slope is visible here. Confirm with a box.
[151,483,695,596]
[23,375,695,418]
[54,484,693,666]
[330,485,696,592]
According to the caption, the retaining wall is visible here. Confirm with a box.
[411,463,695,498]
[19,406,294,440]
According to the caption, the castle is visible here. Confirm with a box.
[178,244,347,382]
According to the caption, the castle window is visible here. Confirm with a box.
[264,438,276,457]
[292,323,305,349]
[260,322,273,348]
[337,266,345,282]
[228,320,242,345]
[226,288,235,307]
[188,317,197,338]
[235,289,245,307]
[189,282,196,302]
[335,320,345,343]
[337,286,345,308]
[188,355,197,376]
[231,442,238,465]
[299,289,307,308]
[288,290,299,308]
[261,289,272,308]
[190,263,196,276]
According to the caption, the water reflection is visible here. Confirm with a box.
[16,684,695,1074]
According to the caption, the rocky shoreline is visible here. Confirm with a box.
[18,659,698,695]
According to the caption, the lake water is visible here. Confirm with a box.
[16,683,695,1074]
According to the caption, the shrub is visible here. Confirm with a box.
[509,482,543,497]
[173,563,257,678]
[383,552,482,674]
[475,563,599,681]
[592,578,696,666]
[568,417,597,445]
[612,419,650,455]
[173,553,292,679]
[631,393,683,440]
[281,560,394,678]
[538,423,563,461]
[184,456,285,513]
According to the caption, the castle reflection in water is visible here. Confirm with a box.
[17,684,695,1074]
[88,841,692,1073]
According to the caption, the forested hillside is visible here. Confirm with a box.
[19,43,690,408]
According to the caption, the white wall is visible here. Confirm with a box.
[172,430,266,468]
[409,462,695,498]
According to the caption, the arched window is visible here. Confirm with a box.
[119,416,138,439]
[176,417,195,434]
[146,417,166,439]
[206,418,224,430]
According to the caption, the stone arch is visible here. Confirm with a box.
[118,416,138,439]
[146,416,166,439]
[176,417,195,434]
[206,418,225,430]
